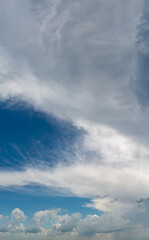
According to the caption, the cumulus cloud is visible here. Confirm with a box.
[33,209,59,227]
[11,208,26,225]
[78,214,130,236]
[0,209,26,234]
[0,208,131,238]
[54,213,81,233]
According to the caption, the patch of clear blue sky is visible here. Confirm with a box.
[0,101,85,170]
[0,189,100,218]
[0,101,100,218]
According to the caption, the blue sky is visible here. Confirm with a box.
[0,105,84,170]
[1,0,149,239]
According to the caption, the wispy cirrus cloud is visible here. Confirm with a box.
[0,0,143,134]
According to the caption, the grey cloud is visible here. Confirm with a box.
[77,214,130,236]
[134,0,149,105]
[0,208,131,237]
[25,226,42,234]
[0,0,145,140]
[1,206,149,239]
[113,226,149,240]
[54,213,81,233]
[136,197,149,203]
[0,226,9,233]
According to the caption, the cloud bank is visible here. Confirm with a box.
[0,208,131,237]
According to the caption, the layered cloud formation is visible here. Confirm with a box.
[0,0,149,239]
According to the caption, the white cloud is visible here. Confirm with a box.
[33,209,59,227]
[0,0,144,135]
[0,208,149,239]
[0,209,26,234]
[85,197,131,214]
[11,208,27,225]
[78,121,149,165]
[54,213,81,233]
[0,160,149,201]
[0,208,131,237]
[78,214,130,236]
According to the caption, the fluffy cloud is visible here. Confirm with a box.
[0,208,26,234]
[0,209,148,239]
[33,209,59,227]
[11,208,26,225]
[54,213,81,233]
[0,208,130,237]
[78,214,130,236]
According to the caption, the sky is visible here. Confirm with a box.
[1,0,149,239]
